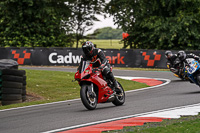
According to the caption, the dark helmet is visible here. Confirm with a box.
[165,50,172,59]
[82,41,94,56]
[178,50,186,61]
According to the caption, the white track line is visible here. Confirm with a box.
[0,76,170,112]
[42,103,200,133]
[0,99,80,112]
[116,76,171,93]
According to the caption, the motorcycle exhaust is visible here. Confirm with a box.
[107,94,115,102]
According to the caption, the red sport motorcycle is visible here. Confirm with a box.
[74,59,125,110]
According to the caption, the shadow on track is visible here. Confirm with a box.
[180,91,200,95]
[172,90,200,96]
[171,80,188,83]
[77,104,125,112]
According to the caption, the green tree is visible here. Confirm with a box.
[105,0,200,50]
[67,0,106,48]
[0,0,73,47]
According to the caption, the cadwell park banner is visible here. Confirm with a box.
[0,47,199,69]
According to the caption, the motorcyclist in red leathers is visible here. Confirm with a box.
[78,41,119,93]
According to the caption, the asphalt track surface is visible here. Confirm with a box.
[1,67,200,133]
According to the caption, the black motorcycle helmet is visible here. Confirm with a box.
[178,50,186,61]
[165,50,172,59]
[82,41,94,56]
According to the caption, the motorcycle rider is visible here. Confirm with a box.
[177,50,200,82]
[78,41,120,93]
[165,51,180,75]
[178,50,200,62]
[165,51,178,69]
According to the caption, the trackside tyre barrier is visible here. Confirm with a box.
[1,88,22,94]
[22,86,26,102]
[0,69,27,105]
[0,59,24,106]
[0,60,27,106]
[2,69,25,76]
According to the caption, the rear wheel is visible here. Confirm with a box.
[112,82,125,106]
[80,85,97,110]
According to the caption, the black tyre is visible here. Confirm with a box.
[22,86,26,90]
[1,88,22,94]
[2,69,25,76]
[22,95,26,102]
[22,89,26,95]
[2,94,22,100]
[197,74,200,86]
[23,76,27,80]
[1,100,22,106]
[80,85,97,110]
[23,81,27,85]
[112,82,125,106]
[2,81,23,89]
[2,75,23,82]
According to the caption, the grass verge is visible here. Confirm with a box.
[73,39,125,49]
[0,69,149,110]
[21,65,169,72]
[113,67,169,72]
[104,114,200,133]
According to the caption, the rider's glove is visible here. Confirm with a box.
[166,62,170,68]
[98,66,103,71]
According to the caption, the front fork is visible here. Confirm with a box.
[87,83,96,98]
[88,83,94,93]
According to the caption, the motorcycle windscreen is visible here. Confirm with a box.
[81,61,90,73]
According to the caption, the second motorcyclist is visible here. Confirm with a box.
[165,51,181,76]
[178,50,200,62]
[165,50,178,69]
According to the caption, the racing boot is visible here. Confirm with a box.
[105,71,117,97]
[113,80,121,93]
[109,80,117,99]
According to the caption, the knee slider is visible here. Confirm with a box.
[102,67,110,76]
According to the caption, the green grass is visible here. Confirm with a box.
[73,39,128,49]
[104,114,200,133]
[0,69,149,110]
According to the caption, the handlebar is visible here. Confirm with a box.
[92,68,100,73]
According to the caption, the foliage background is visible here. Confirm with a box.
[1,0,200,50]
[105,0,200,50]
[0,0,105,47]
[0,0,74,47]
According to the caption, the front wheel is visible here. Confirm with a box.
[197,74,200,87]
[112,82,125,106]
[80,85,97,110]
